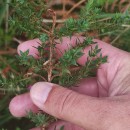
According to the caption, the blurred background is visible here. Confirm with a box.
[0,0,130,129]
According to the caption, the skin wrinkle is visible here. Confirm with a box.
[76,97,108,130]
[97,99,120,130]
[97,79,106,97]
[97,72,108,97]
[109,62,130,96]
[102,68,109,91]
[108,62,121,96]
[93,100,112,130]
[103,65,109,91]
[59,91,86,123]
[60,91,74,119]
[97,65,109,97]
[103,97,130,130]
[96,80,100,97]
[97,52,121,96]
[118,73,130,95]
[107,52,130,96]
[43,85,76,119]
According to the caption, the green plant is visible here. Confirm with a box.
[0,0,130,129]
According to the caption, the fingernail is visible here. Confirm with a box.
[30,82,53,109]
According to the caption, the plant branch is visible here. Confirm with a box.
[0,49,17,55]
[25,73,47,82]
[0,56,19,75]
[51,74,61,81]
[111,27,130,44]
[46,9,57,82]
[64,0,86,18]
[41,28,51,35]
[47,9,56,33]
[43,19,66,23]
[13,37,22,44]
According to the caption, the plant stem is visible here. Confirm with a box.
[24,73,47,81]
[64,0,86,18]
[5,0,10,47]
[47,9,56,82]
[111,27,130,44]
[48,36,53,82]
[0,56,19,75]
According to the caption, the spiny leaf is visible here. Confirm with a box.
[27,111,55,127]
[39,33,49,43]
[60,47,83,67]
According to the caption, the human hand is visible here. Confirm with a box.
[9,36,130,130]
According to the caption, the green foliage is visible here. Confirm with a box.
[56,0,130,39]
[59,44,107,87]
[56,18,89,37]
[60,47,83,67]
[0,0,6,25]
[0,28,13,47]
[10,0,46,38]
[0,0,130,129]
[0,73,31,93]
[96,0,113,6]
[79,38,96,49]
[113,29,130,52]
[16,50,36,66]
[0,0,15,47]
[27,111,55,127]
[39,33,49,43]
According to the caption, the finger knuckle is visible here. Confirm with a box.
[57,91,77,118]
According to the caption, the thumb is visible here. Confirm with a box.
[30,82,107,130]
